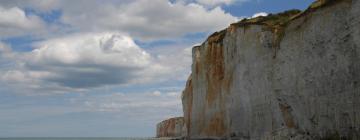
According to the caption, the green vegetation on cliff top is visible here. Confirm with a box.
[232,9,301,28]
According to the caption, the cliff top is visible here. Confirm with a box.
[205,9,301,46]
[203,0,349,46]
[231,9,301,28]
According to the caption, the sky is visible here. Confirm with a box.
[0,0,314,137]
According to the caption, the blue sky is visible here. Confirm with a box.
[0,0,314,137]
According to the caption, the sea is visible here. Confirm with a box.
[0,138,164,140]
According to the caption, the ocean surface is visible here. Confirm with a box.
[0,138,162,140]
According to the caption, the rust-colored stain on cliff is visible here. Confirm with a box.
[279,102,297,128]
[201,32,229,137]
[182,75,193,136]
[203,111,227,136]
[205,41,225,105]
[204,33,234,102]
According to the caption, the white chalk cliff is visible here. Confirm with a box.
[158,0,360,139]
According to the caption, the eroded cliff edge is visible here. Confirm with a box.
[158,0,360,139]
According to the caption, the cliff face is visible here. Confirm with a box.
[156,117,184,138]
[181,0,360,139]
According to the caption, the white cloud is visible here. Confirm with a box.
[252,12,268,18]
[3,32,151,89]
[195,0,238,6]
[0,6,46,38]
[151,90,162,96]
[178,0,249,7]
[30,32,150,67]
[0,32,192,94]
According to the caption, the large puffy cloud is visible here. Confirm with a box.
[2,33,145,89]
[25,33,151,88]
[0,6,46,38]
[29,33,151,68]
[0,32,192,94]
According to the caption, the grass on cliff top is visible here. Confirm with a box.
[205,9,301,45]
[232,9,302,28]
